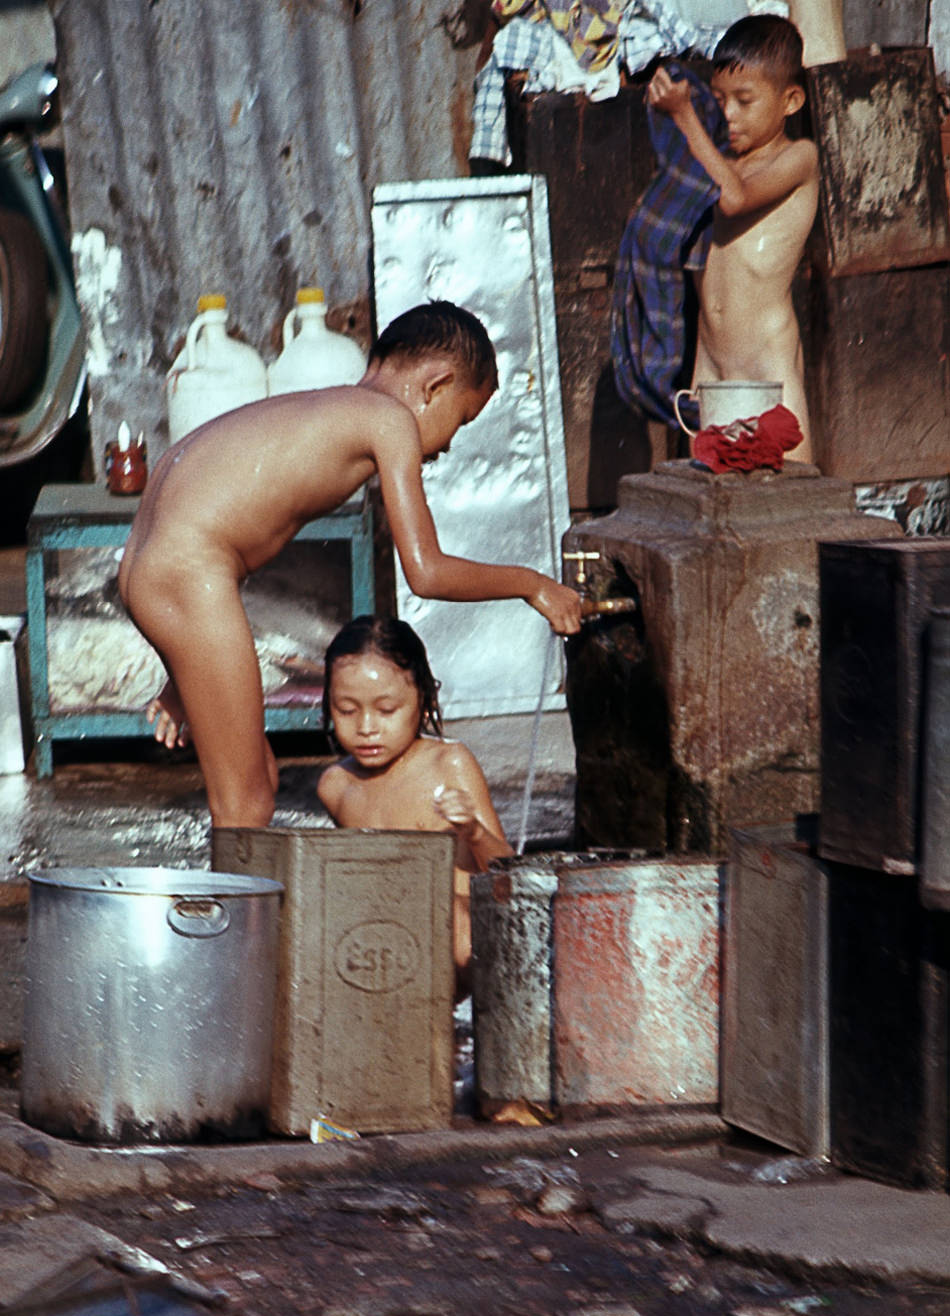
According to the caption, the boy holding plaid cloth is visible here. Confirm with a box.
[648,15,818,462]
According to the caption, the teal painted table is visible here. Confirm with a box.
[27,483,374,777]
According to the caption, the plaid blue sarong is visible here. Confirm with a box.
[610,63,726,428]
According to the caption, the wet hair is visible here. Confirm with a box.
[322,614,444,740]
[713,15,804,89]
[369,300,498,393]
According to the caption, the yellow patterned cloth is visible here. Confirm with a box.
[491,0,627,71]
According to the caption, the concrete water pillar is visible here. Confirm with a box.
[564,460,900,856]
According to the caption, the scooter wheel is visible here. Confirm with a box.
[0,207,49,411]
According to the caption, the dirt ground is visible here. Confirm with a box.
[71,1141,950,1316]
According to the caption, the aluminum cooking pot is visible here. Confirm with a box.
[20,867,283,1145]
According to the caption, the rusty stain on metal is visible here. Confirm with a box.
[808,48,950,276]
[552,859,720,1110]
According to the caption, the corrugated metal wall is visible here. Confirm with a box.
[49,0,484,469]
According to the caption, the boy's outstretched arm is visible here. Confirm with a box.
[374,421,582,635]
[647,68,816,217]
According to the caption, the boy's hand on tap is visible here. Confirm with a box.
[529,575,583,635]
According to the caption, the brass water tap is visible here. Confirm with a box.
[563,549,638,620]
[563,549,600,595]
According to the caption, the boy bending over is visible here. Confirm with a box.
[649,15,819,462]
[119,301,582,829]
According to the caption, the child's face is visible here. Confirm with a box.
[418,377,495,462]
[711,64,801,157]
[328,651,423,770]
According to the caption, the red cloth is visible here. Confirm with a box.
[692,404,803,474]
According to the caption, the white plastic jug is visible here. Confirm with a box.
[267,287,366,397]
[166,294,268,444]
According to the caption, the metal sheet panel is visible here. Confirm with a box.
[372,174,570,718]
[842,0,928,48]
[49,0,483,471]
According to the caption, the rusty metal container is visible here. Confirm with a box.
[802,264,950,482]
[552,856,720,1111]
[807,48,950,279]
[565,461,899,856]
[722,822,830,1158]
[829,861,949,1191]
[470,854,559,1116]
[212,827,455,1135]
[470,849,632,1115]
[472,851,716,1114]
[819,539,950,873]
[802,48,950,481]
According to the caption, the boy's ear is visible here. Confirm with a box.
[784,84,806,118]
[422,367,455,404]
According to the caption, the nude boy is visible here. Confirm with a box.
[648,16,819,462]
[118,301,582,829]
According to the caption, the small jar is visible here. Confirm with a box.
[105,439,148,495]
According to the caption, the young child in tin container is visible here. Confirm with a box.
[648,15,819,462]
[119,301,582,830]
[317,614,512,999]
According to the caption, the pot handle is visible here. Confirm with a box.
[167,897,231,938]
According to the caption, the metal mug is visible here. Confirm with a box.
[673,380,784,437]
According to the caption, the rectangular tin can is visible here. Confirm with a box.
[213,827,455,1135]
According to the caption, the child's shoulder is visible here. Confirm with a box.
[775,133,818,179]
[316,757,357,809]
[419,735,486,780]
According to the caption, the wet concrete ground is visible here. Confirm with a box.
[57,1141,950,1315]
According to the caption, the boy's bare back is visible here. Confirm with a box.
[126,385,416,577]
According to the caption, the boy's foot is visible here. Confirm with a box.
[146,681,190,749]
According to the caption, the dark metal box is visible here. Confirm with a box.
[722,823,829,1158]
[818,539,950,872]
[829,861,949,1190]
[506,83,657,509]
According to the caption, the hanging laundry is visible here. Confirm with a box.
[471,1,725,166]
